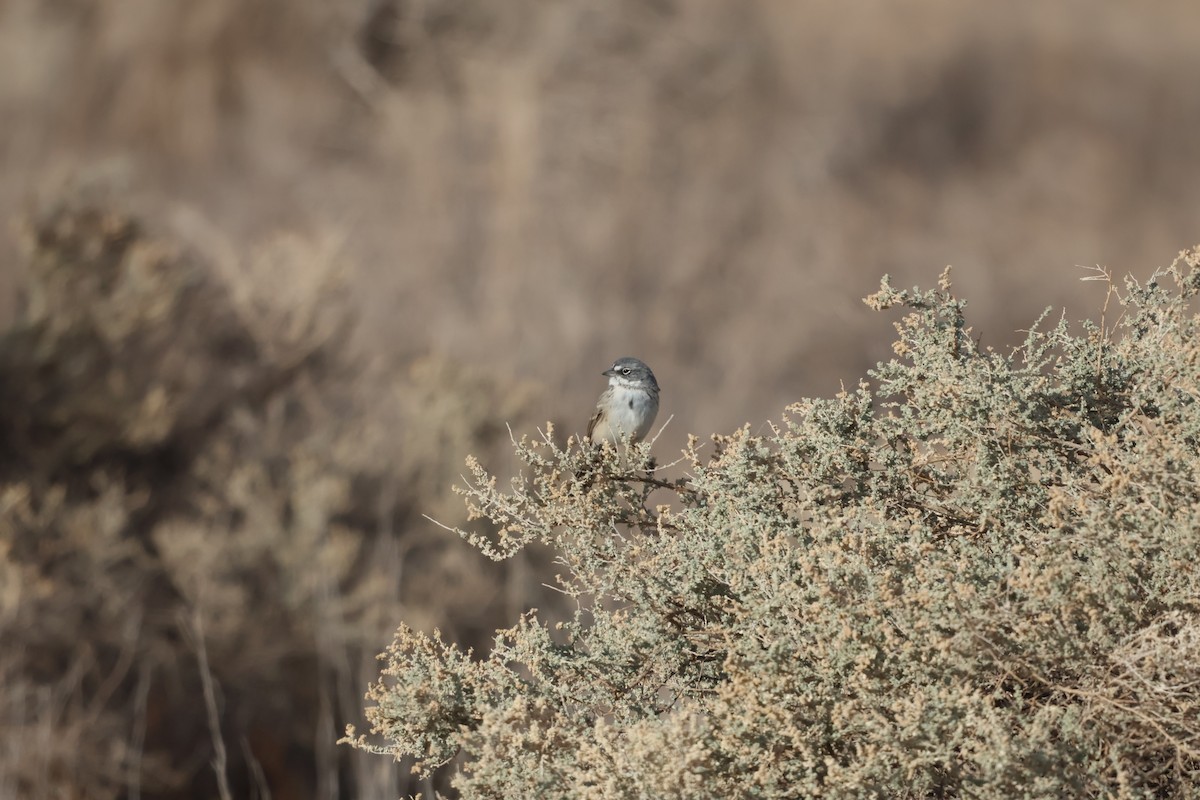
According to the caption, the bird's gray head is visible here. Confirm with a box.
[603,357,660,394]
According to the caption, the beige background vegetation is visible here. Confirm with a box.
[1,1,1199,798]
[4,0,1199,438]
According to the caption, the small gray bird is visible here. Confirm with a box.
[586,357,660,447]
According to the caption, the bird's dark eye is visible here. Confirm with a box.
[622,368,631,375]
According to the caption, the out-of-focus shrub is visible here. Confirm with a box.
[0,200,532,800]
[353,251,1200,798]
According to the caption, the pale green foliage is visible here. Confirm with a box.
[353,251,1200,798]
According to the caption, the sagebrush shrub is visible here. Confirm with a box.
[0,202,535,800]
[351,252,1200,799]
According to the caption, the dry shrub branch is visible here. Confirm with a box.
[354,251,1200,798]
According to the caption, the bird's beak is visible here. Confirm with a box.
[602,367,618,378]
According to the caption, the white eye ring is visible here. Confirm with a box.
[622,368,631,375]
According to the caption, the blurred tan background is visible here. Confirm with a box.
[2,1,1199,798]
[4,0,1198,440]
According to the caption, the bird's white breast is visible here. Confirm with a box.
[600,381,659,443]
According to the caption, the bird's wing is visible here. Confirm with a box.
[586,404,604,441]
